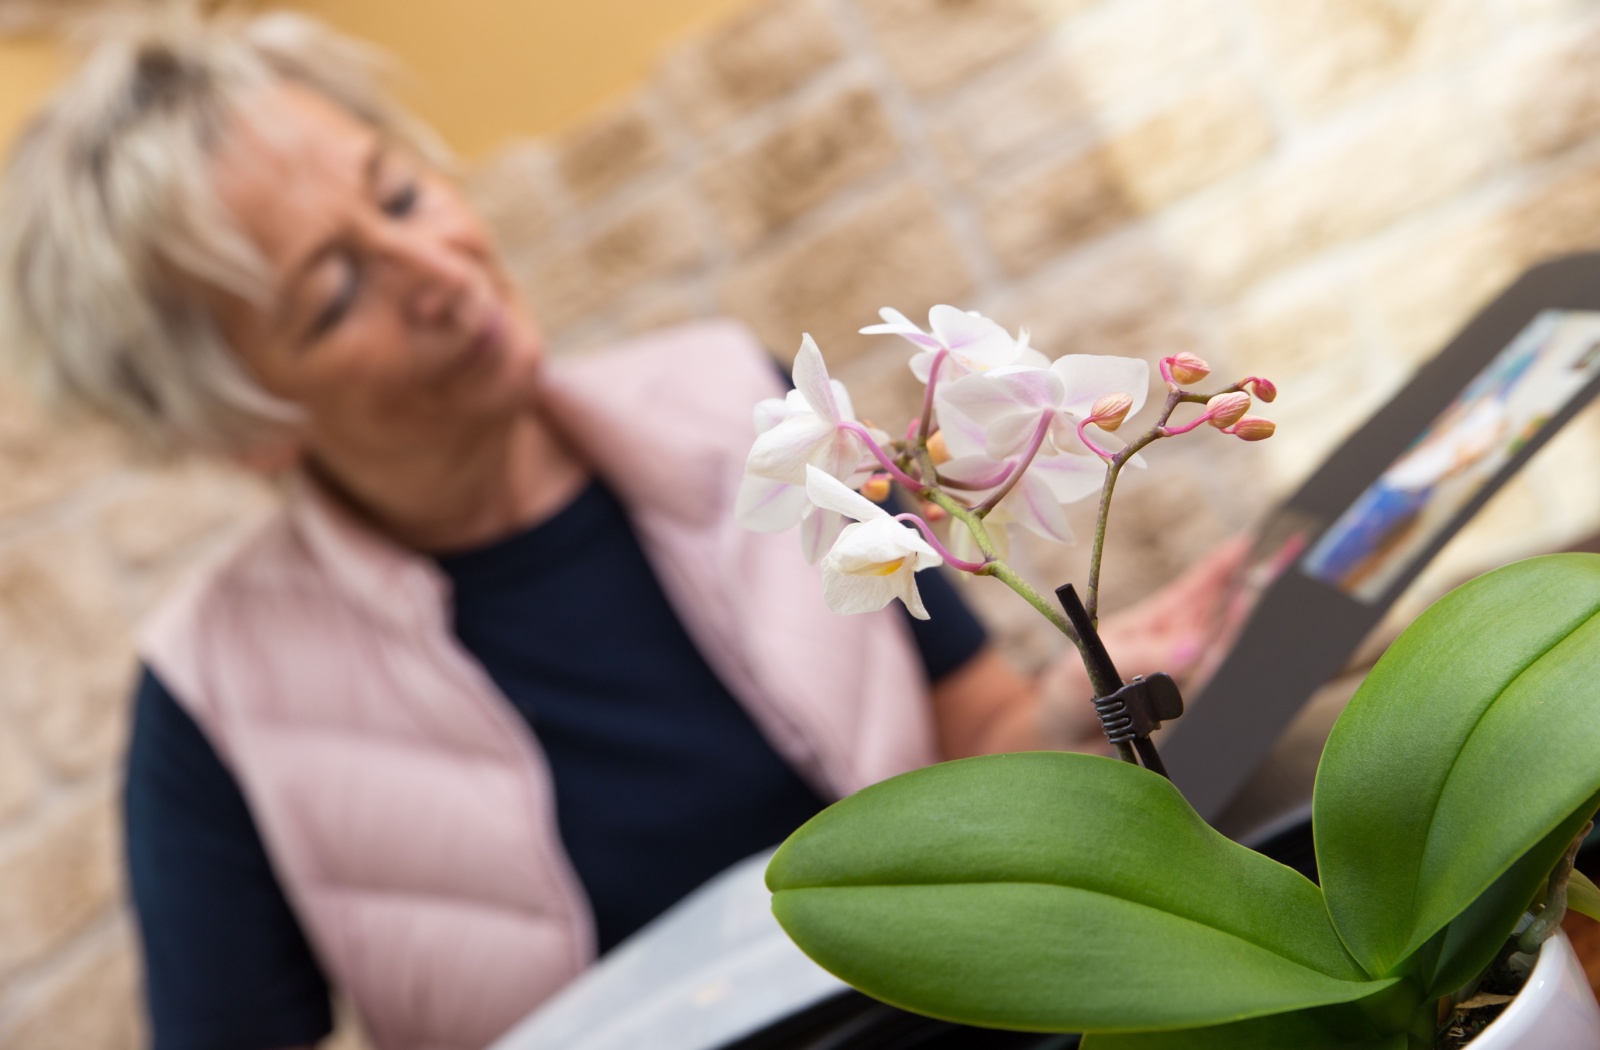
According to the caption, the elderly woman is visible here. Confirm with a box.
[0,11,1237,1050]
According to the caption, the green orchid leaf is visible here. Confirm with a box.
[1315,554,1600,979]
[1081,1002,1407,1050]
[1423,793,1600,997]
[768,752,1393,1034]
[1569,868,1600,924]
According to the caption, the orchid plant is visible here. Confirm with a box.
[738,307,1600,1049]
[738,306,1276,760]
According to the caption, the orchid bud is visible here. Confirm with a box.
[1248,377,1278,403]
[861,475,892,502]
[921,500,948,522]
[1205,391,1251,429]
[1167,352,1211,386]
[1087,392,1134,432]
[1230,416,1276,441]
[927,429,952,465]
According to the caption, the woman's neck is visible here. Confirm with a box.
[306,411,590,554]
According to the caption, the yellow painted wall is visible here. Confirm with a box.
[0,0,749,159]
[0,35,66,155]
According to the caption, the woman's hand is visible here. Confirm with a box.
[1039,535,1252,751]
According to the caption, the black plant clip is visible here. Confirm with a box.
[1054,583,1183,779]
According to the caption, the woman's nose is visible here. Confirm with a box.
[373,227,474,327]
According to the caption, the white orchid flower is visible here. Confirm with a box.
[937,354,1150,462]
[861,305,1047,384]
[805,466,943,620]
[737,335,886,560]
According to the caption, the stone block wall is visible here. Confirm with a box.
[469,0,1600,656]
[5,0,1600,1043]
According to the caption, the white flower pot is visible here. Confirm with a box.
[1468,931,1600,1048]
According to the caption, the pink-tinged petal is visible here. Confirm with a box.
[813,430,868,485]
[805,464,889,522]
[793,334,842,423]
[798,507,847,564]
[985,409,1051,459]
[746,414,834,483]
[735,475,810,531]
[1027,450,1106,505]
[932,395,991,460]
[1001,472,1077,545]
[862,308,944,349]
[937,370,1059,442]
[914,351,976,389]
[1050,355,1149,418]
[829,379,858,423]
[937,454,1008,492]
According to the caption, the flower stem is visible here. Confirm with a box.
[893,513,989,573]
[1084,390,1183,624]
[1076,418,1116,462]
[921,488,1083,650]
[918,349,948,447]
[840,421,923,491]
[937,462,1015,491]
[975,410,1053,517]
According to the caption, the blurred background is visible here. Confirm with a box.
[3,0,1600,1046]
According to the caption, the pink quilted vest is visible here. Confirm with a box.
[138,320,939,1050]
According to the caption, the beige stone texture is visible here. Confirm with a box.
[830,344,928,434]
[701,85,901,249]
[1244,0,1487,118]
[1258,368,1396,495]
[720,181,974,366]
[1025,0,1108,23]
[0,384,122,520]
[1056,0,1234,111]
[858,0,1043,95]
[1223,277,1362,381]
[509,236,609,336]
[0,929,141,1050]
[1366,163,1600,365]
[0,719,41,828]
[0,791,119,980]
[658,0,844,134]
[1100,74,1275,212]
[465,142,559,252]
[554,99,669,204]
[517,187,707,335]
[98,464,271,572]
[1491,21,1600,161]
[0,529,134,777]
[617,286,706,336]
[1166,86,1498,298]
[987,235,1209,370]
[936,56,1093,172]
[980,147,1140,276]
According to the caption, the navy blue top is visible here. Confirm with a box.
[124,479,987,1050]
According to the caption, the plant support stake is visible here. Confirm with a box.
[1056,583,1183,778]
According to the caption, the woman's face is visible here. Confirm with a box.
[207,84,544,465]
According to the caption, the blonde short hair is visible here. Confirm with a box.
[0,8,448,456]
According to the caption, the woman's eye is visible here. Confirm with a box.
[309,262,359,339]
[383,181,419,218]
